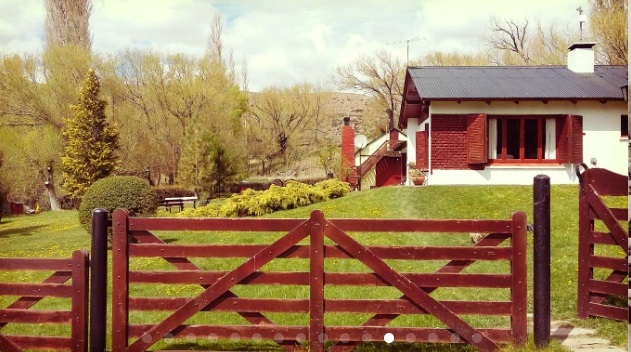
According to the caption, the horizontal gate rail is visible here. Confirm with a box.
[0,250,89,351]
[112,207,527,352]
[576,165,628,321]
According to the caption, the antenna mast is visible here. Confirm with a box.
[387,36,423,66]
[576,7,587,41]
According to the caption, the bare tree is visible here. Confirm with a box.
[489,18,531,64]
[248,84,325,167]
[45,0,92,49]
[240,56,249,92]
[419,51,493,66]
[207,12,224,62]
[589,0,628,64]
[488,18,575,65]
[335,50,404,130]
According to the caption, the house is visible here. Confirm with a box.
[341,117,407,189]
[399,42,628,185]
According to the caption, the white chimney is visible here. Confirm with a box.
[567,42,596,73]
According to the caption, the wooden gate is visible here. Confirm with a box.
[112,208,527,352]
[0,250,89,351]
[576,165,628,321]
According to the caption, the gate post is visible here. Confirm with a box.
[309,210,326,352]
[90,209,108,352]
[533,175,550,348]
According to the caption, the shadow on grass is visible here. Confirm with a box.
[344,342,477,352]
[0,225,48,238]
[158,339,483,352]
[162,341,280,351]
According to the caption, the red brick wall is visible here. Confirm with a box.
[415,131,428,170]
[431,115,470,170]
[341,125,356,182]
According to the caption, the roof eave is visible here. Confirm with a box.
[419,97,625,102]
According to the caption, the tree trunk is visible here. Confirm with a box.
[44,181,62,211]
[44,163,61,211]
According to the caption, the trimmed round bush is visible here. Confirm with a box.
[79,176,158,233]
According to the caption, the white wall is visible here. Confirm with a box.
[352,130,408,188]
[419,100,627,185]
[361,167,376,190]
[404,118,425,185]
[354,132,408,165]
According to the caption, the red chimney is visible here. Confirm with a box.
[341,117,356,183]
[388,128,398,150]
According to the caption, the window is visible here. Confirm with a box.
[488,116,557,163]
[621,115,628,138]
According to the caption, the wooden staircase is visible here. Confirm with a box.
[357,140,405,181]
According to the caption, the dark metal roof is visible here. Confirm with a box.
[407,65,628,101]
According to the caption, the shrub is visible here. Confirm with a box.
[180,179,351,218]
[313,179,351,199]
[79,176,158,233]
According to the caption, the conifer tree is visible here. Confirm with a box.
[61,68,119,199]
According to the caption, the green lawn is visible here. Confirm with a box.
[0,185,626,351]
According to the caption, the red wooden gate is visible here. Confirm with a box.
[112,208,527,352]
[0,250,89,351]
[576,165,628,321]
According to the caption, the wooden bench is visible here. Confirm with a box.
[159,196,198,212]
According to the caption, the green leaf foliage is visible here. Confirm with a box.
[179,179,351,218]
[78,176,157,233]
[61,68,119,200]
[153,186,196,199]
[178,126,243,194]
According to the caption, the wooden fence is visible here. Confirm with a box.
[576,165,628,321]
[111,208,527,352]
[0,250,89,351]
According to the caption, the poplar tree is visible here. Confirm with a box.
[61,68,119,199]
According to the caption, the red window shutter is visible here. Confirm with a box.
[415,127,429,170]
[557,114,583,163]
[568,114,583,163]
[466,114,487,164]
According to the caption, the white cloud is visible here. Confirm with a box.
[0,0,587,91]
[0,0,44,53]
[91,0,216,55]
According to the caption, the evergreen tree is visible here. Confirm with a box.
[178,126,241,195]
[61,68,119,199]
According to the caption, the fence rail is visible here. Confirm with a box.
[0,250,89,352]
[576,165,628,321]
[110,208,526,352]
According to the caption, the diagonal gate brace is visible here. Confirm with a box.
[324,217,501,352]
[126,220,311,352]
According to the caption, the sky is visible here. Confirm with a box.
[0,0,586,91]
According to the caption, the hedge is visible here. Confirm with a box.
[179,179,351,218]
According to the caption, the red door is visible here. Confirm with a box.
[375,157,403,187]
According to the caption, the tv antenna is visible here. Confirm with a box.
[387,36,424,66]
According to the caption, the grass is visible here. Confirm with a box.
[0,185,627,351]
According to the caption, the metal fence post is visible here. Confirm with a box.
[533,175,551,348]
[90,209,108,352]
